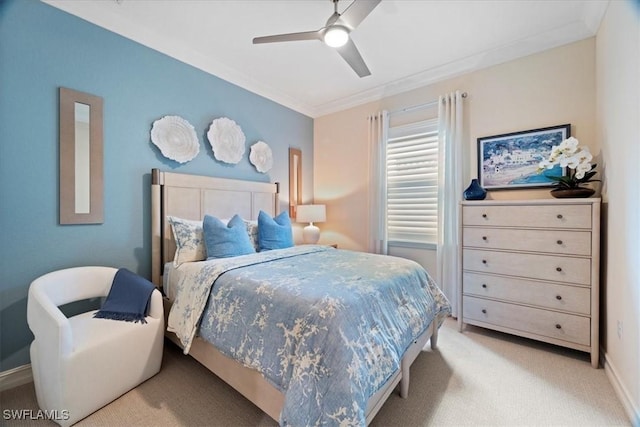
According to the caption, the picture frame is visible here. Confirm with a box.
[477,124,570,190]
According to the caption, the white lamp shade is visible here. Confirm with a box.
[296,204,326,224]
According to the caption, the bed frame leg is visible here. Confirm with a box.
[400,360,410,398]
[399,322,438,400]
[430,326,439,349]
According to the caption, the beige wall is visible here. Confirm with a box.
[596,0,640,422]
[314,38,597,256]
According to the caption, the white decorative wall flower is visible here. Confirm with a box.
[150,115,199,163]
[207,117,246,164]
[249,141,273,173]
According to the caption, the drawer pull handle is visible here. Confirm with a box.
[557,214,563,219]
[482,236,487,241]
[556,240,563,245]
[481,309,487,314]
[556,295,562,300]
[555,324,562,329]
[482,260,487,264]
[482,214,487,218]
[482,284,487,289]
[556,267,563,272]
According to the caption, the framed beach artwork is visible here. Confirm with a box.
[477,124,570,190]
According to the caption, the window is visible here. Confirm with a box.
[386,119,439,246]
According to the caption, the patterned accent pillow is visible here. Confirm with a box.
[244,220,259,251]
[167,216,206,267]
[203,214,256,259]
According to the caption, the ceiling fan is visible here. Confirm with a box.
[252,0,381,78]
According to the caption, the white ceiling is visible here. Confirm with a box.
[45,0,608,118]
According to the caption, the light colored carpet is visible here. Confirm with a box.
[1,318,629,426]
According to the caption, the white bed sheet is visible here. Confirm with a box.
[162,262,186,302]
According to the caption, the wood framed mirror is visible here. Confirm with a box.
[289,148,302,219]
[59,87,104,224]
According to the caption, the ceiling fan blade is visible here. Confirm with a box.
[338,0,381,30]
[253,30,323,44]
[336,38,371,77]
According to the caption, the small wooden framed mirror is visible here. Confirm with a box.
[289,148,302,219]
[59,87,104,224]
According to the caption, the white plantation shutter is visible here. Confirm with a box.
[386,119,439,245]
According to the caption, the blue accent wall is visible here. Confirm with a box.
[0,0,313,371]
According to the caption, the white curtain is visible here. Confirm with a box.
[368,111,389,255]
[437,91,464,317]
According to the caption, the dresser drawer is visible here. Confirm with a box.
[462,204,592,229]
[463,228,592,256]
[463,296,590,346]
[463,249,591,285]
[463,272,591,315]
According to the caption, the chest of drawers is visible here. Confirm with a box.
[459,198,601,367]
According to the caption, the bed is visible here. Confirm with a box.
[150,168,451,426]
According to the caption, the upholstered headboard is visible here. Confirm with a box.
[150,168,279,286]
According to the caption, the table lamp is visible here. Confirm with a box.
[296,204,326,244]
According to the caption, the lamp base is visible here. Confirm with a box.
[302,224,320,244]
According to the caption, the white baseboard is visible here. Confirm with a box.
[0,364,33,392]
[603,351,639,426]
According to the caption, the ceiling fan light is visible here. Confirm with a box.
[324,26,349,47]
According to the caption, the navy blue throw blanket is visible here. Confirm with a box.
[93,268,155,324]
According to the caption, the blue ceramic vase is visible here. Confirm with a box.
[463,179,487,200]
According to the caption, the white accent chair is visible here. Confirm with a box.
[27,266,164,426]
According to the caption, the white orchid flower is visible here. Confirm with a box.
[576,147,593,164]
[561,154,580,169]
[560,137,579,155]
[575,166,588,179]
[548,146,561,162]
[575,162,593,179]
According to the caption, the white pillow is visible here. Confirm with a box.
[167,216,206,267]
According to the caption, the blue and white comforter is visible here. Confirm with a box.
[167,245,451,426]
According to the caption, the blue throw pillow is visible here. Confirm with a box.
[258,210,294,251]
[203,214,256,259]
